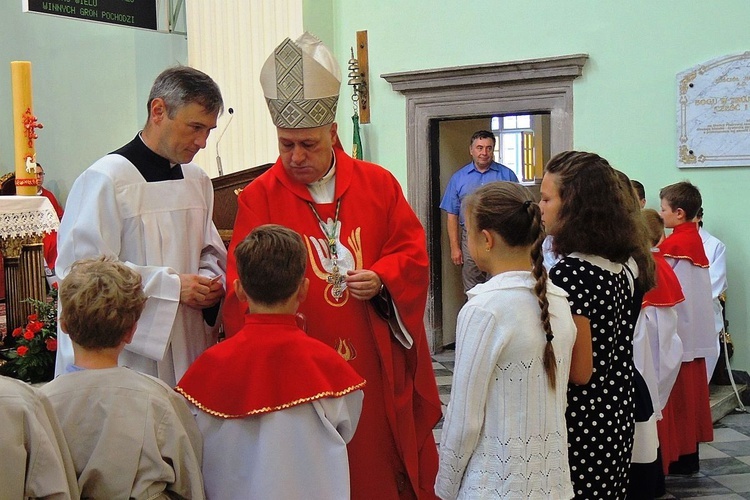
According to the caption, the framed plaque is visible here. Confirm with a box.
[677,52,750,168]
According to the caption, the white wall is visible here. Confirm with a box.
[0,4,187,203]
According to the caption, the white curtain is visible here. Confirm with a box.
[186,0,303,177]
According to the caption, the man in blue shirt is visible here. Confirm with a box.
[439,130,519,292]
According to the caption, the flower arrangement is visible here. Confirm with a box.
[1,283,57,383]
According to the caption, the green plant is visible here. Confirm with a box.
[2,283,58,383]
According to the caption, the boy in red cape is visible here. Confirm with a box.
[658,181,714,475]
[177,225,365,499]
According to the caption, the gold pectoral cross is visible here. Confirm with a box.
[327,264,346,301]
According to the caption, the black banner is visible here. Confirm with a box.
[24,0,157,31]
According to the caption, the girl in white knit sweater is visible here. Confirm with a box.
[435,181,577,500]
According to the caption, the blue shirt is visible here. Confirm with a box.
[439,161,519,225]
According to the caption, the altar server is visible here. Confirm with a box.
[658,181,714,475]
[178,224,365,499]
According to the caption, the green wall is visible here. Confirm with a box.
[307,0,750,372]
[0,4,186,200]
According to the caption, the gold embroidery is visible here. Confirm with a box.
[335,338,358,361]
[175,380,366,420]
[348,227,363,270]
[304,226,365,307]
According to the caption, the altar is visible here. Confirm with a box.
[0,196,59,342]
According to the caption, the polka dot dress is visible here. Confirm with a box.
[551,256,639,499]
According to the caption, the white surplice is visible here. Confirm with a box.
[633,305,683,418]
[194,391,363,500]
[0,376,79,500]
[699,226,728,379]
[55,155,226,385]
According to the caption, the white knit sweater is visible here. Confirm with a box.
[435,271,576,499]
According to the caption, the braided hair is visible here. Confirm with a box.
[463,181,557,388]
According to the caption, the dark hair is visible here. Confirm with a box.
[234,224,307,306]
[470,130,496,146]
[464,181,557,389]
[545,151,646,264]
[660,181,702,220]
[60,256,146,349]
[631,179,645,201]
[147,66,223,119]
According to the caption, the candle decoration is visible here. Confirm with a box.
[11,61,43,195]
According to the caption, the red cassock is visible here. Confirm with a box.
[223,144,442,499]
[657,223,713,472]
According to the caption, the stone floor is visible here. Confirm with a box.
[432,348,750,499]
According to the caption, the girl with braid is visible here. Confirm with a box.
[435,181,577,500]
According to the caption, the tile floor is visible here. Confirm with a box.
[432,348,750,499]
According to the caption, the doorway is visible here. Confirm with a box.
[434,114,550,347]
[383,54,588,352]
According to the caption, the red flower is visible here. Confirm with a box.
[23,329,35,340]
[16,346,29,357]
[28,321,44,333]
[45,338,57,351]
[52,282,59,289]
[12,327,23,338]
[27,314,38,322]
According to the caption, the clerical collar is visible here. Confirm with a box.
[111,133,184,182]
[307,149,336,203]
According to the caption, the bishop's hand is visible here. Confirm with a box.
[346,269,382,301]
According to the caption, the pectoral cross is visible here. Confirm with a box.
[327,263,346,301]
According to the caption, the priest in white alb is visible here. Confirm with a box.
[55,66,227,385]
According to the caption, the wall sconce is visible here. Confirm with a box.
[347,30,370,123]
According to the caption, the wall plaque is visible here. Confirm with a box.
[677,52,750,168]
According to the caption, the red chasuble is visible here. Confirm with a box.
[176,314,365,417]
[659,222,709,267]
[223,144,442,499]
[642,250,685,309]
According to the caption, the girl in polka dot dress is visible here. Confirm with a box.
[539,152,656,499]
[435,182,577,499]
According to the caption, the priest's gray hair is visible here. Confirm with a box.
[147,66,224,119]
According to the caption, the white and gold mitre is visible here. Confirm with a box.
[260,32,341,129]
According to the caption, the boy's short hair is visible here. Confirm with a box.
[60,257,146,349]
[659,181,702,220]
[641,208,665,246]
[234,224,307,306]
[631,179,645,201]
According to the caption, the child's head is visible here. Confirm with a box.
[60,257,146,349]
[631,179,646,208]
[541,151,643,264]
[463,181,557,388]
[464,181,543,255]
[234,224,307,306]
[659,181,702,228]
[642,208,665,247]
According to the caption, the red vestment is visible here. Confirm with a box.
[39,187,63,269]
[176,314,365,417]
[659,222,709,268]
[223,145,442,499]
[642,251,684,309]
